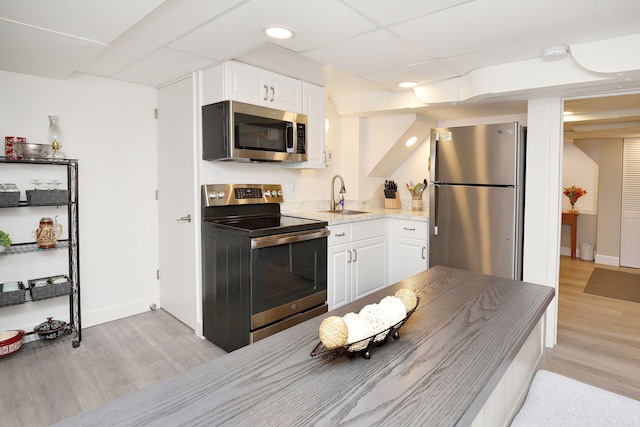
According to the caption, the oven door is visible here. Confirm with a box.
[250,228,329,330]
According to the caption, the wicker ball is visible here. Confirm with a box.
[379,295,407,326]
[395,288,418,313]
[343,312,371,351]
[359,303,391,342]
[318,316,348,349]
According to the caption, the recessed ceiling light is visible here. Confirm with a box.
[263,26,294,40]
[405,136,418,147]
[398,81,418,88]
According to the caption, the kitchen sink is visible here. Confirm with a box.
[321,209,370,215]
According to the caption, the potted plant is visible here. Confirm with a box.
[0,229,11,253]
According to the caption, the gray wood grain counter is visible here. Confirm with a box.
[54,266,554,427]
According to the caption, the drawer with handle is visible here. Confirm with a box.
[328,224,351,246]
[393,219,428,239]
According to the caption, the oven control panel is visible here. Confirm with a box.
[202,184,284,206]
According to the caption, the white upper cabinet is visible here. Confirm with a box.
[200,61,325,169]
[284,81,326,169]
[224,61,303,113]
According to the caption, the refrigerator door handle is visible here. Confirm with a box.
[430,131,439,183]
[430,183,439,235]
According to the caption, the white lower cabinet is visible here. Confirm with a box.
[327,219,389,310]
[392,219,428,283]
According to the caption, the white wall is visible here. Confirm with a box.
[560,142,599,257]
[0,70,159,329]
[562,143,598,214]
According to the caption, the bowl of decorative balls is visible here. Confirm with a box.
[311,288,419,360]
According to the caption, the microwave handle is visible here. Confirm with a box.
[286,122,294,153]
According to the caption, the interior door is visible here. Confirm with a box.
[620,139,640,268]
[157,76,198,330]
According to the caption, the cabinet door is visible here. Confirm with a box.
[327,243,351,310]
[352,236,388,301]
[393,236,427,282]
[226,61,269,106]
[269,73,303,113]
[225,61,302,112]
[284,82,325,169]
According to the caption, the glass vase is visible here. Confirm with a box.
[569,201,579,213]
[48,116,66,158]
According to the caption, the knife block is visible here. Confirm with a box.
[384,193,401,209]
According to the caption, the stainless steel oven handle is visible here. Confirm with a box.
[251,228,330,249]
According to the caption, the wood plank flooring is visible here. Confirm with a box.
[0,309,226,427]
[543,256,640,401]
[1,258,639,426]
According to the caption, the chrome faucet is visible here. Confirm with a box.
[331,174,346,211]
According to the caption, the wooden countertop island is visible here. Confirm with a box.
[55,266,554,427]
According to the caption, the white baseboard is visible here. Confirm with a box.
[594,254,619,266]
[559,246,590,259]
[559,246,572,257]
[82,297,160,328]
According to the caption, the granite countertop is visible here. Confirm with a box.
[55,266,554,427]
[287,207,429,226]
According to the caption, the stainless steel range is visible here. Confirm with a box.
[201,184,329,352]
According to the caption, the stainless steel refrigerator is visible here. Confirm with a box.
[429,122,526,280]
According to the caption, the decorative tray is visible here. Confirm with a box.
[311,297,419,360]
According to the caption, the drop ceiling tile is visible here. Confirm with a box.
[364,60,458,90]
[0,19,105,78]
[0,45,104,80]
[111,47,213,87]
[0,0,164,43]
[170,0,376,59]
[126,0,245,45]
[304,29,429,77]
[391,0,640,59]
[440,20,640,76]
[343,0,472,26]
[77,38,160,77]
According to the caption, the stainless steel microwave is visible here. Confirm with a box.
[202,100,307,162]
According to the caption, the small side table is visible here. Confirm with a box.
[561,212,580,258]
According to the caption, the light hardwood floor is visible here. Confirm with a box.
[1,258,639,426]
[0,309,226,427]
[543,256,640,401]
